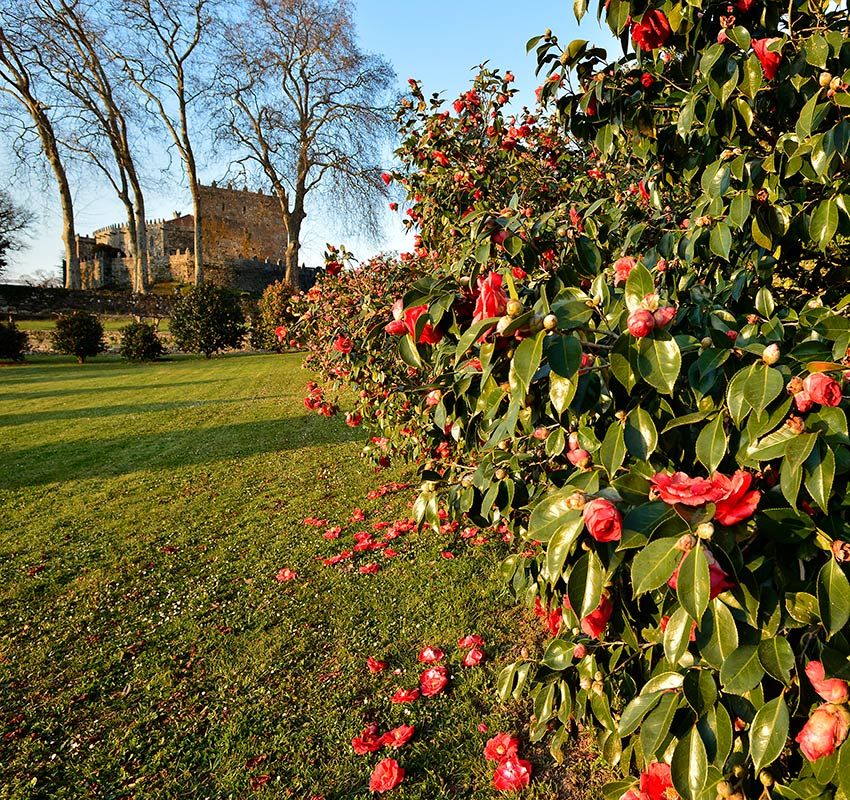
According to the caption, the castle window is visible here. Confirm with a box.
[221,203,225,211]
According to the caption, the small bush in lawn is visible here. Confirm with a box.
[169,284,246,358]
[0,321,28,361]
[119,321,164,362]
[251,279,297,351]
[51,311,105,363]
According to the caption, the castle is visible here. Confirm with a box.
[76,183,289,293]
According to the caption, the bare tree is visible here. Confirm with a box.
[33,0,150,293]
[0,7,80,289]
[111,0,212,285]
[0,188,33,278]
[215,0,396,287]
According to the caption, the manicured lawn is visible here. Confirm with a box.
[16,317,170,332]
[0,354,604,799]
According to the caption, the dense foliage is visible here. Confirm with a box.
[250,280,298,352]
[0,320,28,361]
[51,311,105,363]
[293,2,850,797]
[119,321,165,362]
[169,285,246,358]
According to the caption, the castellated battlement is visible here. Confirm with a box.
[77,183,288,294]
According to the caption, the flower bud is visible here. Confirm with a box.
[579,677,592,690]
[759,771,774,787]
[820,71,833,87]
[762,343,780,365]
[496,315,513,335]
[543,313,558,331]
[627,309,656,338]
[573,644,587,659]
[460,473,474,488]
[700,336,713,349]
[506,299,524,317]
[786,415,806,435]
[676,533,697,552]
[566,491,587,510]
[696,522,714,540]
[642,292,660,312]
[494,468,507,480]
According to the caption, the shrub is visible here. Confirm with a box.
[169,284,246,358]
[251,279,297,351]
[297,28,850,798]
[51,311,106,363]
[119,321,164,362]
[0,320,28,361]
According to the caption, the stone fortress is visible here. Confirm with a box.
[76,182,289,293]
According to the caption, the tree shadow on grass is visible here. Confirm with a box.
[0,414,363,490]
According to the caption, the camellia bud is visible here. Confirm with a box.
[820,71,833,87]
[627,309,656,338]
[591,681,604,695]
[506,298,523,317]
[701,336,713,349]
[573,644,587,659]
[677,533,697,552]
[543,313,558,331]
[460,473,474,488]
[566,491,587,510]
[579,677,592,690]
[830,76,842,91]
[496,315,513,335]
[786,415,806,435]
[762,343,780,365]
[831,539,850,563]
[494,468,507,481]
[696,522,714,540]
[642,292,660,312]
[759,770,774,787]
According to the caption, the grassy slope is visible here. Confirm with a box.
[0,354,605,799]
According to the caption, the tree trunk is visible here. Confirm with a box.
[189,176,203,285]
[119,195,139,291]
[285,205,305,288]
[56,162,79,290]
[133,191,149,292]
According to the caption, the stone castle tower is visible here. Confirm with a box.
[76,183,289,293]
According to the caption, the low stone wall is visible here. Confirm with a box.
[0,284,175,320]
[23,329,177,354]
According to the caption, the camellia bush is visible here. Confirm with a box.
[169,285,246,358]
[293,2,850,794]
[119,321,165,362]
[51,311,106,363]
[250,279,298,352]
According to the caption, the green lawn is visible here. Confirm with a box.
[0,354,603,799]
[16,317,170,332]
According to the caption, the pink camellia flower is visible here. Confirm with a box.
[369,757,405,793]
[712,470,761,525]
[669,549,736,599]
[581,592,614,639]
[651,472,726,506]
[567,448,592,467]
[418,646,445,664]
[332,335,353,354]
[384,318,408,336]
[806,661,850,704]
[275,568,297,582]
[390,687,420,704]
[484,733,520,762]
[653,306,677,328]
[628,309,656,338]
[420,666,449,697]
[613,256,636,285]
[639,762,676,800]
[795,391,815,413]
[381,724,415,750]
[352,724,383,755]
[462,647,486,667]
[472,272,508,322]
[804,373,843,407]
[493,754,533,791]
[752,37,783,80]
[274,325,287,342]
[491,230,509,246]
[367,656,387,673]
[582,498,623,543]
[425,389,442,408]
[458,634,486,648]
[796,703,850,761]
[631,10,672,51]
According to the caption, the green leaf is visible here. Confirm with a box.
[726,369,753,425]
[696,415,727,474]
[567,552,605,618]
[510,332,544,398]
[786,591,820,625]
[475,240,491,264]
[817,559,850,638]
[742,363,784,411]
[624,263,654,312]
[671,727,708,800]
[664,606,694,665]
[550,373,577,415]
[454,317,499,363]
[838,741,850,797]
[636,332,682,395]
[625,407,657,461]
[631,538,681,596]
[641,693,679,758]
[720,644,765,694]
[810,199,839,250]
[697,599,739,669]
[610,335,640,392]
[529,491,582,544]
[545,513,585,583]
[710,222,732,261]
[545,334,583,377]
[758,637,795,685]
[805,444,835,513]
[750,696,790,773]
[677,546,711,622]
[729,193,752,230]
[398,334,423,368]
[541,639,576,670]
[600,422,627,478]
[618,693,661,737]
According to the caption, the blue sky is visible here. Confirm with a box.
[7,1,611,281]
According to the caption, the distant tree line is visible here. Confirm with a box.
[0,0,397,291]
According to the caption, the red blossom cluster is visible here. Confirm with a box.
[483,733,533,791]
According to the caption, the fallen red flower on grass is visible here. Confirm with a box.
[367,657,387,674]
[381,724,415,750]
[390,687,420,704]
[484,733,519,762]
[369,757,405,792]
[420,666,449,696]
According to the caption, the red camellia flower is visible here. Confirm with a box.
[806,661,850,704]
[651,472,726,506]
[582,498,623,542]
[458,634,485,648]
[640,72,654,88]
[492,754,532,792]
[581,592,614,639]
[390,687,420,704]
[631,10,672,51]
[381,724,415,750]
[652,306,677,328]
[512,266,527,280]
[352,724,383,755]
[613,256,636,285]
[462,647,486,667]
[669,549,736,599]
[752,37,783,80]
[381,172,392,186]
[367,656,387,673]
[369,757,405,793]
[417,646,444,664]
[712,470,761,525]
[796,703,850,761]
[274,325,287,342]
[639,762,676,800]
[804,373,843,407]
[333,335,353,354]
[484,733,520,762]
[795,391,814,413]
[627,309,656,338]
[275,568,296,582]
[472,272,508,322]
[419,666,449,696]
[403,304,443,345]
[345,412,362,428]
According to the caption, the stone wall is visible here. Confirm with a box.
[0,284,176,319]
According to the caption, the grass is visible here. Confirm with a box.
[0,353,606,799]
[16,317,171,332]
